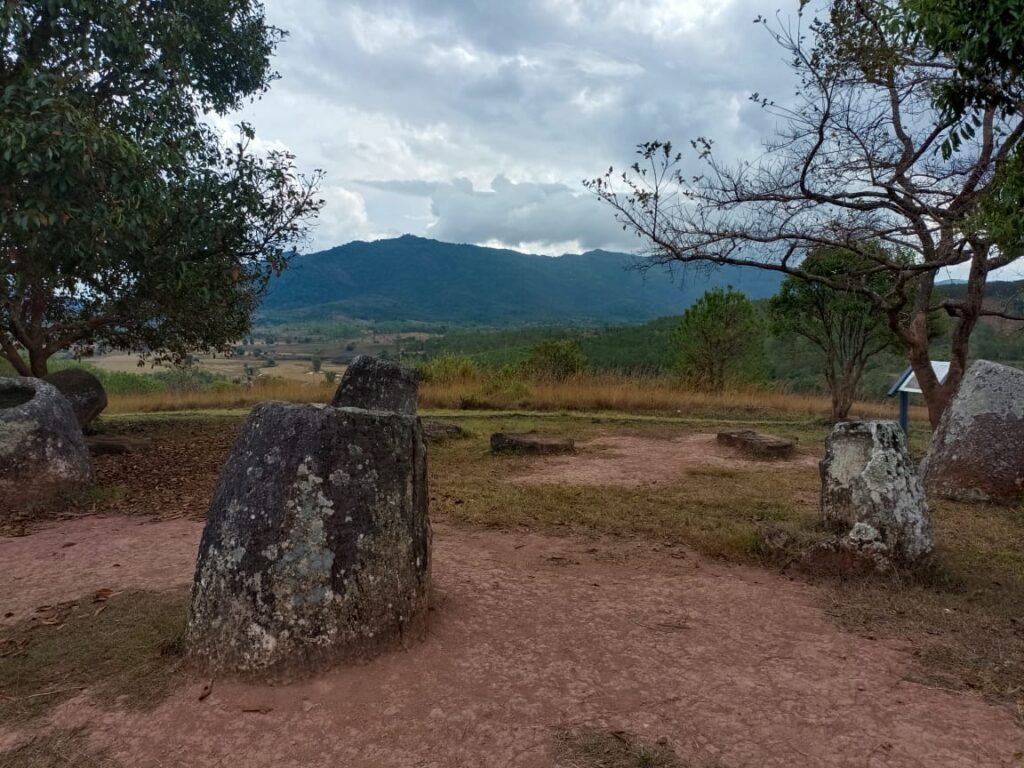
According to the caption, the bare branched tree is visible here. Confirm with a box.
[588,0,1024,426]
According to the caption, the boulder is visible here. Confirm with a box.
[717,430,795,460]
[421,419,467,444]
[820,420,933,564]
[0,377,92,512]
[331,356,418,415]
[185,401,431,678]
[490,431,575,455]
[43,368,108,429]
[923,360,1024,503]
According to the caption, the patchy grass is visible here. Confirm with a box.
[553,728,683,768]
[0,729,115,768]
[14,406,1020,716]
[429,414,824,562]
[0,589,187,724]
[823,499,1024,708]
[426,413,1024,709]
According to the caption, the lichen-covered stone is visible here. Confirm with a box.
[331,356,418,415]
[185,401,430,678]
[801,523,893,576]
[820,420,933,564]
[43,368,108,429]
[0,377,92,514]
[923,360,1024,503]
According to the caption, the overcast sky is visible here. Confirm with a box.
[223,0,796,256]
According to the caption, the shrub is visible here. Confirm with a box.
[151,367,224,392]
[526,340,585,380]
[417,354,481,384]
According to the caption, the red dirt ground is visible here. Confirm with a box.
[511,434,819,487]
[1,516,1022,767]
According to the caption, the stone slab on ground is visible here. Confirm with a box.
[421,419,467,444]
[185,401,431,679]
[923,359,1024,503]
[717,430,796,460]
[490,431,575,455]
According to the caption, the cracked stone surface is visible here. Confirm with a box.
[820,420,933,564]
[185,402,430,678]
[924,359,1024,503]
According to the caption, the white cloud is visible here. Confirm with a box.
[232,0,791,253]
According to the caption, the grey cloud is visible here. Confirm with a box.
[238,0,796,251]
[357,175,638,253]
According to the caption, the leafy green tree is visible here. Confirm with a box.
[311,354,323,373]
[672,288,765,391]
[526,340,585,380]
[590,0,1024,426]
[770,248,898,421]
[1,1,323,377]
[905,0,1024,126]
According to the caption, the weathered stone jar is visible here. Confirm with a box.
[0,377,93,515]
[819,420,933,566]
[923,360,1024,503]
[43,368,108,429]
[185,401,431,678]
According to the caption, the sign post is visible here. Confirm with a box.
[887,361,950,434]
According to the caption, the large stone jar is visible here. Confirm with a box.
[185,401,431,678]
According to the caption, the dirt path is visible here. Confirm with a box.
[2,517,1022,767]
[0,516,200,624]
[512,434,819,487]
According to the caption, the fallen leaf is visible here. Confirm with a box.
[198,680,214,701]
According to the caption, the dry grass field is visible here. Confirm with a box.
[102,372,926,424]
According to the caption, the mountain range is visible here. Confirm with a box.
[261,235,784,325]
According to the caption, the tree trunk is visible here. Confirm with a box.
[0,336,30,376]
[27,343,50,378]
[830,388,849,422]
[905,324,960,429]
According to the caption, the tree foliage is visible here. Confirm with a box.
[905,0,1024,124]
[672,288,764,391]
[769,247,898,420]
[589,0,1024,425]
[526,340,586,380]
[1,0,323,376]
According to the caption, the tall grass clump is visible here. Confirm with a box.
[416,354,481,384]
